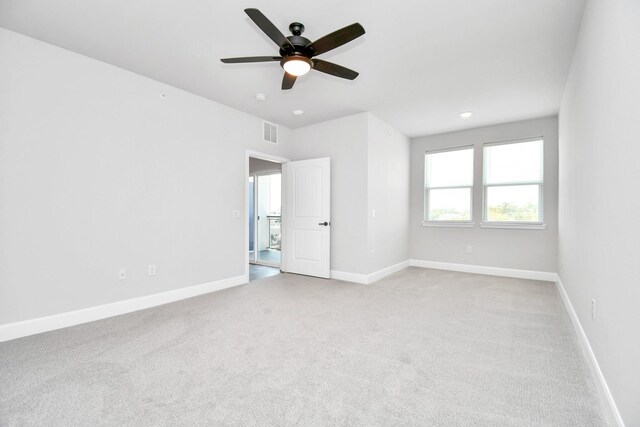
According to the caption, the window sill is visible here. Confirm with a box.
[480,222,546,230]
[422,221,475,228]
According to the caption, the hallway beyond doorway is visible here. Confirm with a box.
[249,264,280,281]
[248,157,282,268]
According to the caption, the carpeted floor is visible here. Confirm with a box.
[0,268,606,426]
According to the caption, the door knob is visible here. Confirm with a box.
[318,221,329,226]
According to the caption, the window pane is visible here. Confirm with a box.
[485,185,541,222]
[428,188,471,221]
[426,148,473,187]
[484,140,543,184]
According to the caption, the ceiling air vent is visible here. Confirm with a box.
[263,121,278,144]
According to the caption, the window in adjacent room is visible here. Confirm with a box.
[483,139,544,224]
[424,146,474,223]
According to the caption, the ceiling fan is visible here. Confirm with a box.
[220,8,365,90]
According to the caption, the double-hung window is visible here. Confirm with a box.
[483,139,544,225]
[424,146,474,223]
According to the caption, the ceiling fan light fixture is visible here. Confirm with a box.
[282,56,312,76]
[221,9,365,89]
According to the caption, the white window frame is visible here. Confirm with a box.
[481,138,545,229]
[423,145,475,227]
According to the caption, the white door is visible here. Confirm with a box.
[282,158,331,278]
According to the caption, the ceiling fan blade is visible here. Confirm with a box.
[308,23,365,56]
[312,59,359,80]
[220,56,281,63]
[245,8,294,50]
[282,72,297,90]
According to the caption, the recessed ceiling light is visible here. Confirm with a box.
[460,111,473,119]
[292,109,304,116]
[255,93,267,101]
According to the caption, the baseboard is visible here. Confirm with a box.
[409,259,557,282]
[367,260,411,284]
[555,276,625,427]
[0,274,248,343]
[331,260,411,285]
[330,270,369,284]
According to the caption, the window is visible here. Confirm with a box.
[483,139,543,224]
[424,147,474,223]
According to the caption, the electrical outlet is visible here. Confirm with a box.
[118,268,126,281]
[592,298,596,320]
[148,264,157,276]
[466,245,472,254]
[232,210,241,219]
[372,209,376,218]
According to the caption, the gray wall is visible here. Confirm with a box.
[288,113,371,274]
[558,0,640,423]
[367,114,410,272]
[0,28,291,324]
[0,29,411,327]
[288,113,410,276]
[410,116,559,272]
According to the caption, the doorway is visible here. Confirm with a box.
[247,153,286,281]
[245,151,331,281]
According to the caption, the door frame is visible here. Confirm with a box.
[245,150,289,280]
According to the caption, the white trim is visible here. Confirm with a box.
[367,260,411,284]
[331,270,369,284]
[409,259,556,282]
[482,135,545,147]
[331,260,411,285]
[424,144,475,155]
[480,222,547,230]
[0,274,248,343]
[555,276,625,427]
[245,150,289,164]
[422,221,475,228]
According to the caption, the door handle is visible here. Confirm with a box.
[318,221,329,226]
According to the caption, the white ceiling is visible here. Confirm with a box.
[0,0,585,137]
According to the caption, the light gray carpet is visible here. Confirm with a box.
[0,268,606,426]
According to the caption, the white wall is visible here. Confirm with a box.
[367,114,410,272]
[0,28,291,325]
[0,29,410,329]
[288,113,410,276]
[410,116,559,273]
[287,113,371,274]
[559,0,640,424]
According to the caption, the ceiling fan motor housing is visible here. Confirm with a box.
[279,23,312,57]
